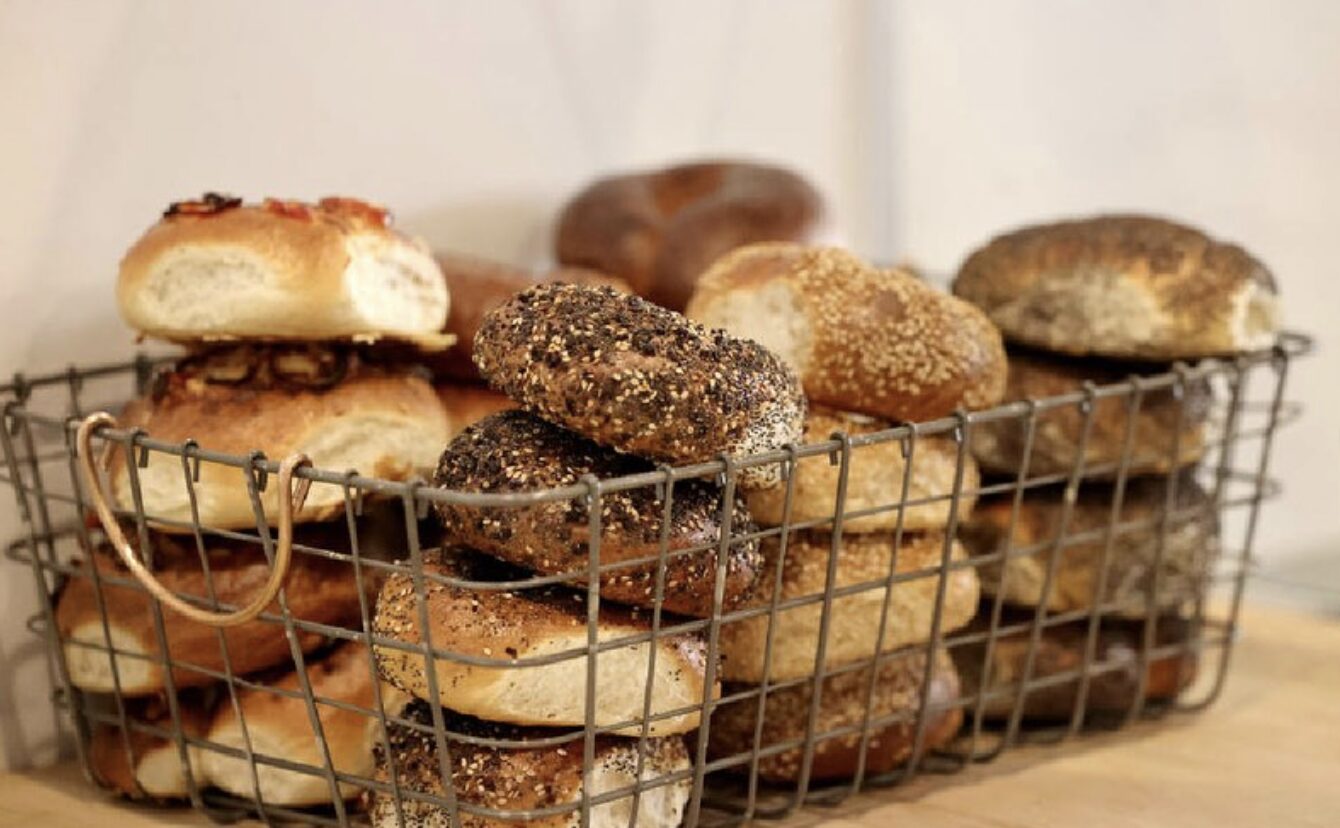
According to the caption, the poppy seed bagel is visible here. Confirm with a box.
[432,411,763,617]
[471,283,806,491]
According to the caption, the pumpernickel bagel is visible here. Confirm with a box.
[952,215,1279,360]
[118,194,448,347]
[747,406,979,533]
[370,701,691,828]
[686,243,1007,423]
[373,548,714,735]
[709,647,961,782]
[432,411,762,617]
[472,283,805,490]
[555,159,825,311]
[718,532,980,683]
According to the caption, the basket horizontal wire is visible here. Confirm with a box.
[0,333,1310,827]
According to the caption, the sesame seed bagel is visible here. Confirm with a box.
[370,701,691,828]
[471,284,805,491]
[952,215,1279,360]
[686,243,1007,423]
[372,548,715,736]
[747,406,980,533]
[432,411,762,618]
[708,647,962,782]
[717,531,980,683]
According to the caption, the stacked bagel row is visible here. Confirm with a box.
[60,195,452,804]
[947,215,1280,720]
[684,244,1006,779]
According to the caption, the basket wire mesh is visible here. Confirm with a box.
[0,332,1310,827]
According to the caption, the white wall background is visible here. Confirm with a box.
[1,0,1335,771]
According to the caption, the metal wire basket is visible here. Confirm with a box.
[1,332,1310,827]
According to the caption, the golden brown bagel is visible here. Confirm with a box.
[556,160,825,311]
[747,406,979,533]
[118,194,448,346]
[687,243,1007,423]
[709,647,962,782]
[717,531,980,683]
[56,530,368,694]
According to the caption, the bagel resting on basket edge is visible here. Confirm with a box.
[471,282,806,491]
[685,242,1007,423]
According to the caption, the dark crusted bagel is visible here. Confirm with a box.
[471,283,805,490]
[432,410,763,617]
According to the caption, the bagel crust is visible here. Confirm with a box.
[118,194,448,345]
[472,283,805,490]
[56,532,366,694]
[717,531,980,683]
[372,549,714,736]
[555,159,825,311]
[952,215,1278,360]
[960,475,1217,617]
[747,406,979,533]
[709,647,962,782]
[432,411,762,617]
[969,348,1210,477]
[109,358,448,531]
[686,243,1007,423]
[371,701,691,828]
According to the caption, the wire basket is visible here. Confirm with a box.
[1,332,1310,827]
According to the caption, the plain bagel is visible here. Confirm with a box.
[969,348,1210,477]
[57,531,367,694]
[432,410,763,618]
[717,531,980,683]
[117,194,448,347]
[960,474,1217,618]
[686,243,1007,423]
[472,283,805,490]
[370,701,691,828]
[555,159,825,311]
[200,640,410,806]
[87,693,211,799]
[747,406,980,533]
[952,214,1279,360]
[372,548,714,736]
[110,350,448,531]
[708,647,962,783]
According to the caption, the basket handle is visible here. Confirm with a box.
[75,411,312,628]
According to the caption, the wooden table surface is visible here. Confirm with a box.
[3,604,1338,828]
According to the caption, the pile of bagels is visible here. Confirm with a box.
[60,159,1280,825]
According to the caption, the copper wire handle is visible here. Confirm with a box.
[75,411,312,628]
